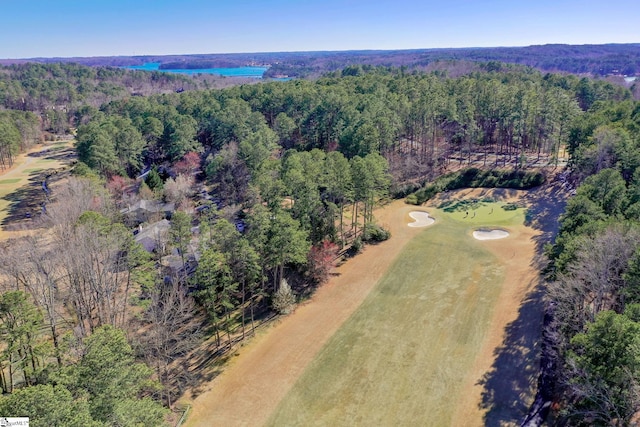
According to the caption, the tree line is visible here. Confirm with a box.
[0,110,40,169]
[50,65,637,424]
[543,98,640,424]
[78,66,629,184]
[0,62,235,142]
[257,44,640,78]
[0,61,637,425]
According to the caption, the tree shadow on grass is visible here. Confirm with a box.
[1,173,48,231]
[1,169,67,232]
[522,182,570,255]
[478,283,545,426]
[42,146,76,162]
[438,197,495,212]
[185,340,235,399]
[1,142,75,233]
[478,181,569,425]
[27,144,75,161]
[186,309,278,400]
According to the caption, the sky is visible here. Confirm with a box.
[2,0,639,58]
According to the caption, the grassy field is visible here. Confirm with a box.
[0,140,74,238]
[267,202,526,426]
[436,196,525,226]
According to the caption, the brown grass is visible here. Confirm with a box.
[182,200,423,426]
[0,140,74,241]
[182,183,567,426]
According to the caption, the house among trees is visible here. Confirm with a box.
[134,219,170,252]
[161,251,200,283]
[120,199,175,224]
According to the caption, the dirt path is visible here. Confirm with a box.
[183,200,424,427]
[0,140,71,180]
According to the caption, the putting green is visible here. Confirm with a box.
[437,198,524,226]
[268,206,525,426]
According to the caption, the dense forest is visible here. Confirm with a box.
[1,59,640,425]
[541,98,640,425]
[0,62,257,141]
[262,44,640,79]
[7,43,640,79]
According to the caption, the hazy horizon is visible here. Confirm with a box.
[10,42,640,62]
[2,0,638,59]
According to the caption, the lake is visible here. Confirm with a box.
[124,62,268,78]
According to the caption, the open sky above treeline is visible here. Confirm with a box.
[2,0,638,59]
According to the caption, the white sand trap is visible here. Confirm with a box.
[408,211,435,227]
[473,229,510,240]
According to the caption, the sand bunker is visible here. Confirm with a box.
[408,211,435,227]
[473,229,510,240]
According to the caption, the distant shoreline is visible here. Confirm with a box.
[3,43,639,80]
[123,62,269,78]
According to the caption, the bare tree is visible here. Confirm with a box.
[0,236,67,366]
[163,174,194,208]
[551,226,640,332]
[44,177,114,243]
[138,282,201,407]
[60,219,135,336]
[549,226,640,425]
[36,177,136,336]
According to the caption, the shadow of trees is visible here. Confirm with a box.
[477,182,568,425]
[478,283,545,426]
[523,182,569,251]
[1,169,67,232]
[1,143,75,233]
[26,144,75,160]
[180,309,277,401]
[2,173,48,231]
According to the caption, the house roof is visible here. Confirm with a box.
[121,199,175,215]
[134,219,171,252]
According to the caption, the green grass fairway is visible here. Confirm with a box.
[268,205,525,426]
[0,141,74,236]
[437,197,525,226]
